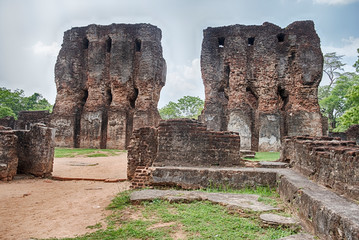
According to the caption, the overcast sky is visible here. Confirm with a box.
[0,0,358,107]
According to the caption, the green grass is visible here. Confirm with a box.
[244,152,280,162]
[54,148,126,158]
[43,188,300,240]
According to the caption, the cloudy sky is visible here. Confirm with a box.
[0,0,358,107]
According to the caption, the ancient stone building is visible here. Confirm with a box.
[51,23,166,149]
[200,21,325,151]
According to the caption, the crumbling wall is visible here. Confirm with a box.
[15,110,50,130]
[0,127,18,180]
[201,21,324,151]
[280,136,359,200]
[0,124,55,180]
[155,119,241,167]
[127,119,242,180]
[51,23,166,149]
[0,116,15,129]
[15,124,55,177]
[346,124,359,144]
[127,127,158,180]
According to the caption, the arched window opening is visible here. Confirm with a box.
[248,37,255,46]
[83,37,89,49]
[106,37,112,53]
[277,33,285,42]
[218,37,225,48]
[135,39,141,52]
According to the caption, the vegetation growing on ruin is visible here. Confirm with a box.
[54,148,125,158]
[44,188,300,240]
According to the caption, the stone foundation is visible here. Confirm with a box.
[280,136,359,201]
[0,124,55,180]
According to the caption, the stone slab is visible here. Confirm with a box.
[259,213,298,226]
[258,161,288,168]
[130,189,279,212]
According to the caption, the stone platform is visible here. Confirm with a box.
[151,166,359,240]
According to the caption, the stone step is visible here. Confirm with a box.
[259,213,299,227]
[258,161,288,168]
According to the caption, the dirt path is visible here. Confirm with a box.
[0,153,130,240]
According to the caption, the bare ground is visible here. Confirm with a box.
[0,153,130,240]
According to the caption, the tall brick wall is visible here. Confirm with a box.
[280,136,359,200]
[127,119,242,180]
[51,23,166,149]
[201,21,324,151]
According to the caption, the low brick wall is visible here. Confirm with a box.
[0,124,55,180]
[127,119,242,180]
[15,124,55,177]
[280,136,359,200]
[0,128,18,180]
[15,110,50,130]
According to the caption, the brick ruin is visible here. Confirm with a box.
[50,23,166,149]
[200,21,325,151]
[281,136,359,201]
[127,119,242,188]
[0,124,55,181]
[0,110,50,130]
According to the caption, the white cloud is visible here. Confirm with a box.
[159,58,204,108]
[313,0,359,4]
[32,41,60,57]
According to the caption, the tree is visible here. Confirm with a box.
[319,73,359,130]
[159,96,204,120]
[354,48,359,73]
[323,52,346,90]
[0,87,53,119]
[336,84,359,131]
[0,106,15,118]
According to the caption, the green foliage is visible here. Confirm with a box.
[54,148,125,158]
[335,84,359,131]
[159,96,204,119]
[0,87,53,119]
[0,105,15,118]
[243,152,280,162]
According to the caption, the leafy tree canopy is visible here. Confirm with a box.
[0,87,53,119]
[159,96,204,120]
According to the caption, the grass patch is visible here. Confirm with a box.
[54,147,126,158]
[44,188,300,240]
[244,152,280,162]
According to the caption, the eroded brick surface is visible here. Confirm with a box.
[127,119,242,181]
[201,21,324,151]
[0,129,18,180]
[51,23,166,149]
[280,136,359,200]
